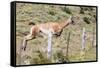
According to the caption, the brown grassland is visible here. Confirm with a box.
[16,3,97,65]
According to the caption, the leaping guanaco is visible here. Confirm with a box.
[21,16,75,51]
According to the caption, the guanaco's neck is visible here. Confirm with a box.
[61,21,69,29]
[61,16,72,29]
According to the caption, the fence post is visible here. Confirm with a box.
[66,32,70,60]
[82,27,86,50]
[91,27,95,47]
[80,27,86,60]
[19,39,30,65]
[47,30,52,62]
[19,39,23,65]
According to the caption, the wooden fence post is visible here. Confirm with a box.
[19,39,30,65]
[66,32,71,60]
[82,27,86,50]
[47,30,52,62]
[19,39,25,65]
[19,39,23,65]
[80,27,86,60]
[91,27,95,47]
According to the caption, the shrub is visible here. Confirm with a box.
[30,51,48,64]
[48,10,55,15]
[83,17,91,24]
[53,50,69,63]
[62,7,72,14]
[80,7,84,14]
[80,7,94,14]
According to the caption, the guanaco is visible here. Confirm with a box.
[21,16,75,51]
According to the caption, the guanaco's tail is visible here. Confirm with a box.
[28,22,35,25]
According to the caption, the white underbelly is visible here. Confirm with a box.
[40,27,54,35]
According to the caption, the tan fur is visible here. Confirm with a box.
[22,16,73,50]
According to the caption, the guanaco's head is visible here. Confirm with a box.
[67,16,75,25]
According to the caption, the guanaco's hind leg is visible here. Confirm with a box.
[21,26,38,51]
[21,34,34,51]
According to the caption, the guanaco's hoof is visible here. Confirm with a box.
[21,45,26,51]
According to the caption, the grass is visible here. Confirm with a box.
[16,3,97,65]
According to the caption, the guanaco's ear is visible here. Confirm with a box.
[67,16,72,23]
[70,15,74,20]
[71,15,76,25]
[69,16,72,19]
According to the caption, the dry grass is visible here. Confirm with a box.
[16,3,97,65]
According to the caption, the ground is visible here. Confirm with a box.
[16,3,97,65]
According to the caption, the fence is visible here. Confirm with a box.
[46,27,96,62]
[18,27,96,64]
